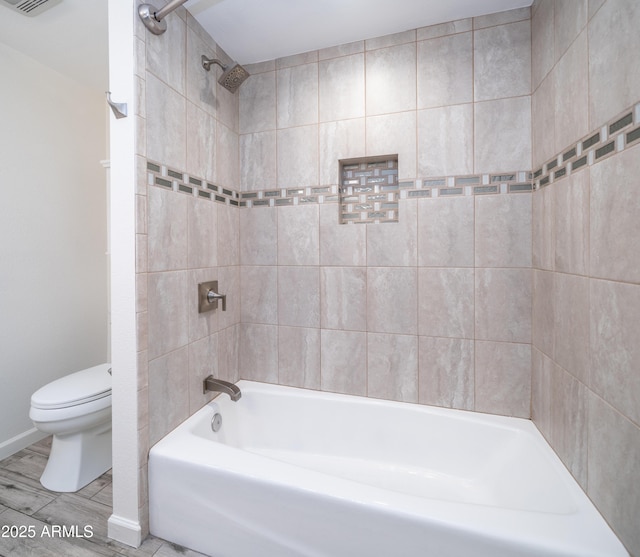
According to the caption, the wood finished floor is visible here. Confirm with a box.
[0,437,207,557]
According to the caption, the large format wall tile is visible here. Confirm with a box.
[320,329,367,396]
[475,340,531,418]
[320,267,367,332]
[474,20,531,102]
[554,171,589,276]
[418,268,474,339]
[365,42,416,116]
[277,205,319,266]
[417,196,474,267]
[367,267,418,335]
[239,323,278,383]
[278,266,320,328]
[147,186,188,272]
[418,337,474,410]
[277,63,319,128]
[319,54,365,122]
[367,333,418,402]
[476,268,532,343]
[239,71,276,134]
[417,104,473,177]
[417,32,472,109]
[147,271,189,360]
[278,326,320,389]
[366,200,417,267]
[475,193,532,268]
[590,145,640,283]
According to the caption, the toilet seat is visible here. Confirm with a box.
[31,363,111,410]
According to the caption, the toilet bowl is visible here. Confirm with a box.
[29,363,112,492]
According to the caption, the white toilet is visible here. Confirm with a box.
[29,363,112,492]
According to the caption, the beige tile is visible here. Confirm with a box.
[475,193,532,268]
[532,186,554,271]
[146,73,186,171]
[417,32,472,109]
[554,30,589,152]
[278,266,320,328]
[588,0,606,19]
[366,112,417,180]
[217,324,239,383]
[366,199,417,266]
[475,340,531,418]
[277,63,318,128]
[417,104,473,177]
[588,393,640,554]
[276,50,318,70]
[473,7,530,29]
[474,20,531,102]
[148,347,189,445]
[215,123,239,190]
[532,72,556,169]
[188,334,218,413]
[365,43,416,116]
[318,40,364,61]
[589,0,640,126]
[418,268,474,339]
[475,268,532,343]
[185,26,217,117]
[276,125,318,188]
[240,131,277,191]
[418,336,474,410]
[590,145,640,283]
[215,48,240,134]
[319,54,365,122]
[147,186,188,272]
[554,0,587,62]
[531,347,553,441]
[417,18,472,41]
[278,326,320,389]
[277,204,319,266]
[239,207,277,265]
[187,196,217,269]
[367,333,418,402]
[320,329,367,396]
[319,203,367,266]
[217,203,239,267]
[532,269,555,358]
[238,323,278,383]
[217,265,240,331]
[531,0,554,90]
[320,267,367,331]
[319,119,366,186]
[591,279,640,424]
[365,29,416,50]
[367,267,417,335]
[417,196,474,267]
[555,171,589,275]
[146,14,185,95]
[550,365,587,488]
[240,266,277,324]
[147,271,189,360]
[239,71,276,134]
[186,102,216,182]
[474,97,531,173]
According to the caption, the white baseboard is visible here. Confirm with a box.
[0,427,48,461]
[108,514,142,548]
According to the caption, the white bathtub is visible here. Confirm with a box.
[149,381,627,557]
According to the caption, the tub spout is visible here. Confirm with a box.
[203,376,241,401]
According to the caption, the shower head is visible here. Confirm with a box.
[201,56,250,93]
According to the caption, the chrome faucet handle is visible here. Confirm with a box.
[206,289,226,311]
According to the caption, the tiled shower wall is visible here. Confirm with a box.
[133,4,241,535]
[530,0,640,554]
[237,8,533,415]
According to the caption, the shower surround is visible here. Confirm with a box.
[126,1,640,555]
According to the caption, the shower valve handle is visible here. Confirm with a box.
[206,289,226,311]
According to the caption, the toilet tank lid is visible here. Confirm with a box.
[31,363,112,409]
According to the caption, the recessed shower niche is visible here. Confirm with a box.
[339,155,399,224]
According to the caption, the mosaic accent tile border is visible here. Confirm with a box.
[145,161,242,207]
[534,101,640,189]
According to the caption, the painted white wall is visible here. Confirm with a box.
[106,0,142,547]
[0,41,108,458]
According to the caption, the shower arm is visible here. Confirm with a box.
[138,0,188,35]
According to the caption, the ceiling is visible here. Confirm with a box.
[0,0,532,91]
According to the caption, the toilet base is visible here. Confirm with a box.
[40,423,112,492]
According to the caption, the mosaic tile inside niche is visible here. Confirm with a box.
[534,101,640,190]
[339,156,399,224]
